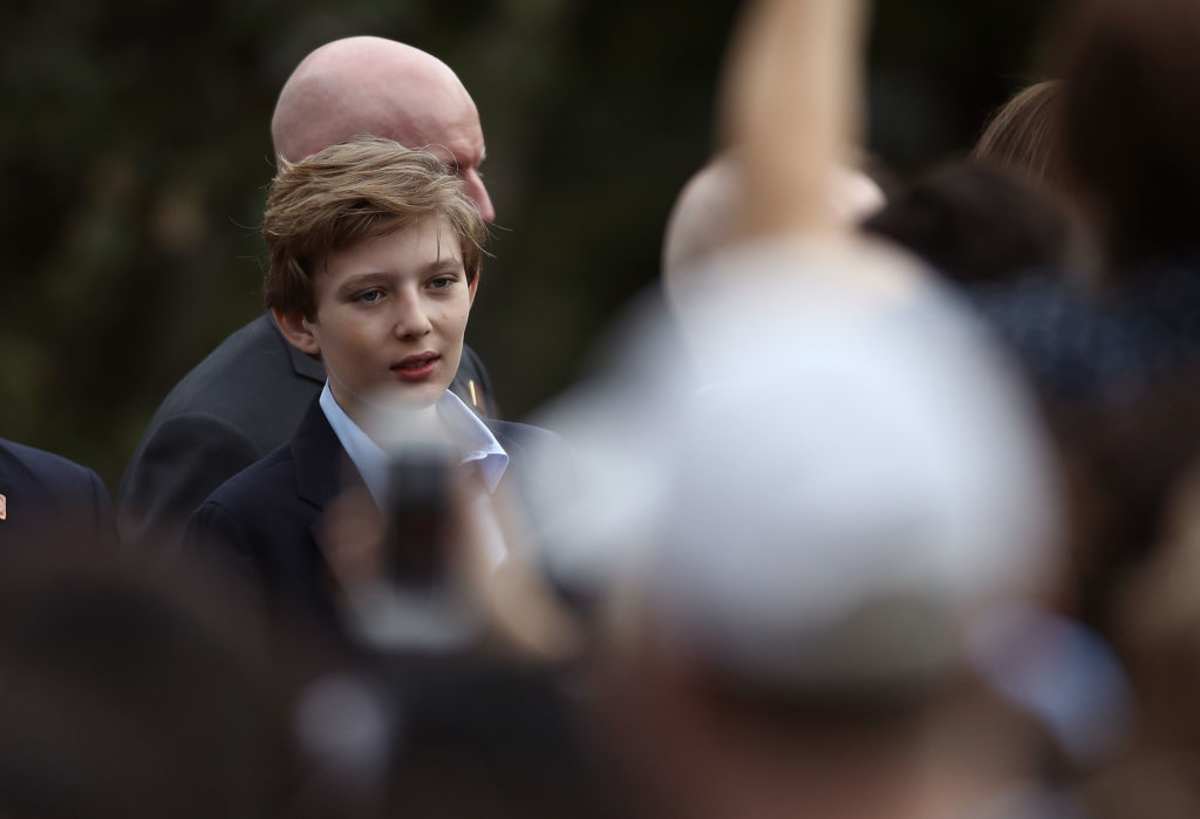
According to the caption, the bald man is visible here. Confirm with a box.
[272,37,494,221]
[119,38,498,547]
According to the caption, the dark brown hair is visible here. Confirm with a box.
[863,160,1073,285]
[1056,0,1200,270]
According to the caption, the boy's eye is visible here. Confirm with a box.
[357,289,384,304]
[428,276,456,290]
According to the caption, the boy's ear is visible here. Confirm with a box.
[272,307,321,356]
[468,271,481,305]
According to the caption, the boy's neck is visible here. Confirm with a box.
[332,384,450,451]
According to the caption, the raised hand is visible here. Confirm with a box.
[719,0,869,239]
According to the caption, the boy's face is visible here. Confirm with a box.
[289,215,477,418]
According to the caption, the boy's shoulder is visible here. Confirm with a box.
[199,441,300,520]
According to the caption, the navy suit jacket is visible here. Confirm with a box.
[0,438,115,549]
[183,397,557,629]
[119,312,494,547]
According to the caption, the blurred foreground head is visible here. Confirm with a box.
[533,243,1072,816]
[540,239,1063,660]
[1057,0,1200,271]
[271,36,494,222]
[0,553,301,819]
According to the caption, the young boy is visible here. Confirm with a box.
[184,137,552,627]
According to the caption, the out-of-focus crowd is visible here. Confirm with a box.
[7,0,1200,817]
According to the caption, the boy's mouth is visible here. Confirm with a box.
[391,352,440,382]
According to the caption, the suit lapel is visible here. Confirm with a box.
[291,399,365,512]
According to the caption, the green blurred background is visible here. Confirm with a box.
[2,0,1058,489]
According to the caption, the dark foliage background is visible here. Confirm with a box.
[2,0,1059,488]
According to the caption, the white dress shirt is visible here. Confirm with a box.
[318,382,510,567]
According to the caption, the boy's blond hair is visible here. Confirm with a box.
[263,136,487,318]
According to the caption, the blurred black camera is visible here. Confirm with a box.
[338,446,479,653]
[383,448,453,592]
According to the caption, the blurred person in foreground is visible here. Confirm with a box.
[0,437,115,549]
[286,472,620,819]
[1071,459,1200,819]
[184,138,556,635]
[519,2,1129,816]
[0,551,311,819]
[970,0,1200,634]
[589,272,1117,819]
[973,80,1064,186]
[862,160,1077,287]
[119,37,497,548]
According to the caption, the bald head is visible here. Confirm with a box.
[662,158,885,308]
[272,36,494,222]
[662,158,742,307]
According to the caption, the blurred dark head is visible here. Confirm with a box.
[0,553,302,819]
[973,80,1064,185]
[862,161,1074,286]
[1056,0,1200,272]
[366,655,629,819]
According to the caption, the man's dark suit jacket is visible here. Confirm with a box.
[0,438,116,549]
[119,312,494,546]
[183,396,555,629]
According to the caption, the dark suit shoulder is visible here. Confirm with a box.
[185,442,306,573]
[0,438,115,547]
[184,431,332,620]
[0,438,103,500]
[117,412,261,544]
[201,441,299,517]
[119,315,323,544]
[150,315,319,433]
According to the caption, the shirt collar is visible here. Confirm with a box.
[319,383,509,507]
[436,389,509,493]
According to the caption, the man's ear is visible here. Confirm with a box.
[272,307,321,356]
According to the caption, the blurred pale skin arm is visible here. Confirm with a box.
[720,0,868,240]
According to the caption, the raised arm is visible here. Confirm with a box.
[720,0,869,240]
